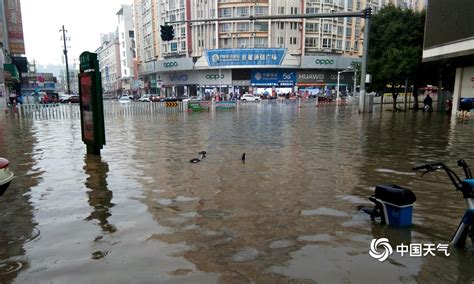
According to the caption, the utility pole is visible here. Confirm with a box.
[358,7,372,113]
[60,25,71,95]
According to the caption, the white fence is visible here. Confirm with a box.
[16,101,187,119]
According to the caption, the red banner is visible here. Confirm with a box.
[4,0,25,54]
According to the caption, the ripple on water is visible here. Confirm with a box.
[231,247,260,262]
[0,260,25,275]
[301,207,349,217]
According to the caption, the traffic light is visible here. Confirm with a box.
[160,25,174,41]
[362,7,372,18]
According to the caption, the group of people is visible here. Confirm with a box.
[202,92,241,101]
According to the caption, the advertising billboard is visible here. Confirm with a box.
[251,69,296,86]
[424,0,474,50]
[206,49,286,67]
[4,0,25,54]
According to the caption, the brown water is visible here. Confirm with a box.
[0,102,473,283]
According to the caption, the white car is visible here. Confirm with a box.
[241,94,260,102]
[182,96,199,103]
[138,95,151,102]
[118,95,131,104]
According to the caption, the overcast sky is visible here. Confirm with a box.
[22,0,132,66]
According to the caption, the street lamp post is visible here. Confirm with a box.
[353,67,357,96]
[219,67,222,97]
[337,66,353,101]
[337,71,342,101]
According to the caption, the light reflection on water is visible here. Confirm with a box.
[0,102,473,283]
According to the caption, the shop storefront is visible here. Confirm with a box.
[157,58,194,97]
[297,70,355,95]
[161,70,233,98]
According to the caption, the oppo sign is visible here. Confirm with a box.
[163,61,178,68]
[205,74,224,80]
[315,59,335,65]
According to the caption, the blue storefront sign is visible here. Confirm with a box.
[251,69,296,86]
[206,49,286,67]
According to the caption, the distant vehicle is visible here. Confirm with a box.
[39,93,59,104]
[119,95,131,104]
[59,94,72,103]
[69,95,80,103]
[182,96,199,104]
[240,94,260,102]
[150,95,165,102]
[138,95,151,102]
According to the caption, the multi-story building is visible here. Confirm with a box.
[0,0,26,98]
[133,0,161,93]
[134,0,425,98]
[97,32,122,96]
[117,5,136,94]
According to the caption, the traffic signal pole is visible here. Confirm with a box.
[164,8,373,112]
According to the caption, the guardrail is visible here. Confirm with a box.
[13,98,349,120]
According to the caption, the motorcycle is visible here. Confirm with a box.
[0,158,14,196]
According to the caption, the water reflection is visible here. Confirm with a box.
[1,102,473,282]
[83,154,116,234]
[0,118,38,282]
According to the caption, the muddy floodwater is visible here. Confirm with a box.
[0,102,473,283]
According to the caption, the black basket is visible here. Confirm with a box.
[374,184,416,206]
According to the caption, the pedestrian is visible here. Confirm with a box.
[423,93,433,112]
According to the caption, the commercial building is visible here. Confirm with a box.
[96,33,122,96]
[117,5,137,95]
[0,0,27,99]
[422,0,474,115]
[133,0,425,98]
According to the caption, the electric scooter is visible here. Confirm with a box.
[413,160,474,248]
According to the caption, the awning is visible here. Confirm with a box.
[3,64,20,82]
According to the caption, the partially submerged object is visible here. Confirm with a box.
[0,158,14,196]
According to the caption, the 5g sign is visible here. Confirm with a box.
[282,73,293,80]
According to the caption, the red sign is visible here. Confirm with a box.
[80,74,94,142]
[4,0,25,54]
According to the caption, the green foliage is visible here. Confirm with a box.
[368,4,425,93]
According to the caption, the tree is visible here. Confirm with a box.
[367,5,425,111]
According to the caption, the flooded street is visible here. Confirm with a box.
[0,102,473,283]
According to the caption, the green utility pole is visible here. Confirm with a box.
[78,51,106,155]
[165,8,373,113]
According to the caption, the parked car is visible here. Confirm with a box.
[150,95,165,102]
[182,96,199,104]
[119,95,131,104]
[59,94,72,103]
[69,95,80,103]
[240,94,260,102]
[39,93,59,104]
[138,95,151,102]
